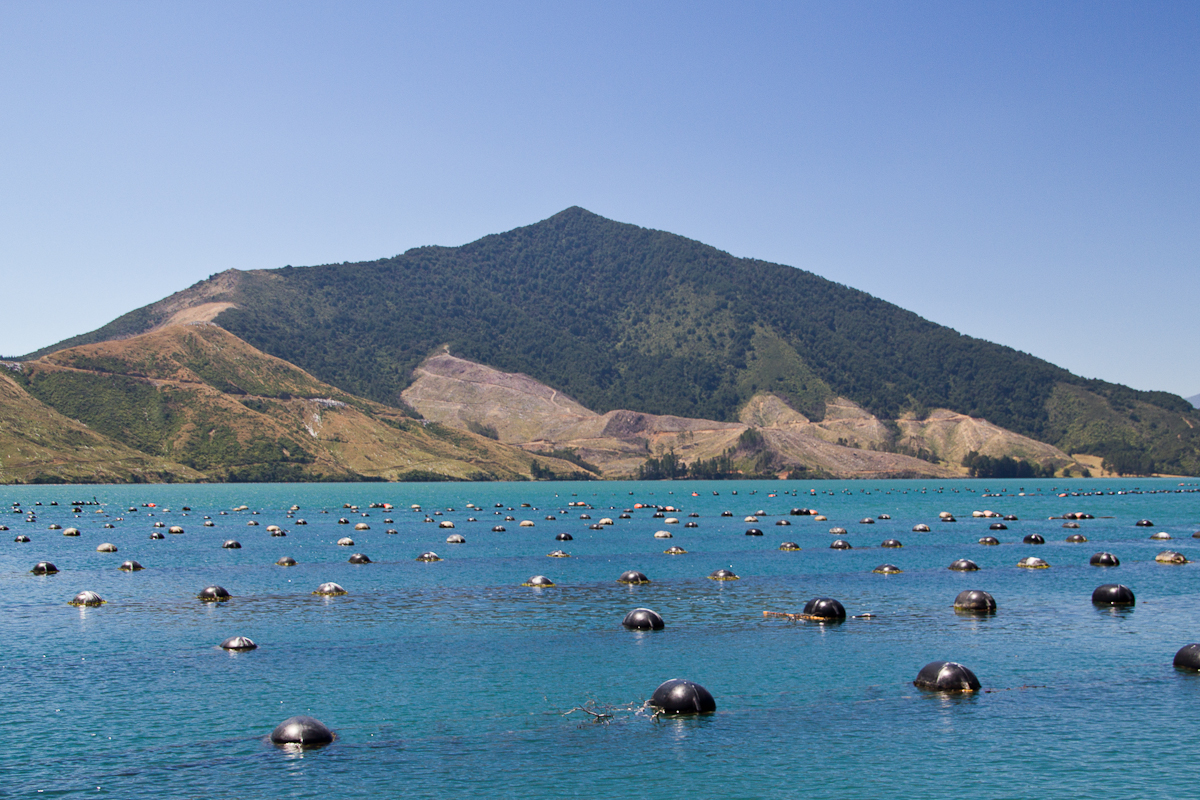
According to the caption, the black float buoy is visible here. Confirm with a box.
[198,585,231,602]
[118,560,144,571]
[872,564,902,574]
[150,531,165,539]
[522,575,555,587]
[622,608,665,630]
[913,661,980,692]
[745,528,763,536]
[270,715,334,748]
[1136,519,1154,527]
[664,545,688,554]
[708,569,739,581]
[779,542,801,551]
[221,636,257,651]
[912,524,931,533]
[68,590,105,607]
[492,525,506,532]
[1065,533,1088,543]
[989,522,1007,530]
[555,532,573,541]
[617,570,650,584]
[276,556,297,566]
[14,534,31,542]
[830,539,852,550]
[313,582,347,596]
[953,590,996,613]
[948,559,979,571]
[1173,644,1200,671]
[649,679,716,715]
[1092,584,1135,606]
[348,553,372,564]
[1023,534,1045,545]
[31,561,58,575]
[881,539,902,548]
[1090,552,1120,567]
[802,597,846,620]
[978,536,1000,545]
[222,540,241,549]
[416,552,442,562]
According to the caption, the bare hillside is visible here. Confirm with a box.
[401,353,1024,478]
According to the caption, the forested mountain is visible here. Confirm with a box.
[27,207,1200,476]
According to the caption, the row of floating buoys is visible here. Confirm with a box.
[32,547,1162,584]
[273,630,1200,750]
[266,676,719,751]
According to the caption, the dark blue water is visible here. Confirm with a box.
[4,478,1199,798]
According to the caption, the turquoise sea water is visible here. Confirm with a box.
[4,478,1200,799]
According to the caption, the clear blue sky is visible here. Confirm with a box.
[2,1,1197,396]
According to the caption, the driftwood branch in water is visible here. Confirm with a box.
[563,706,613,721]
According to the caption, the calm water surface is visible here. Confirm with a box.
[4,478,1199,798]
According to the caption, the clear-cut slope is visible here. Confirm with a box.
[404,353,1078,478]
